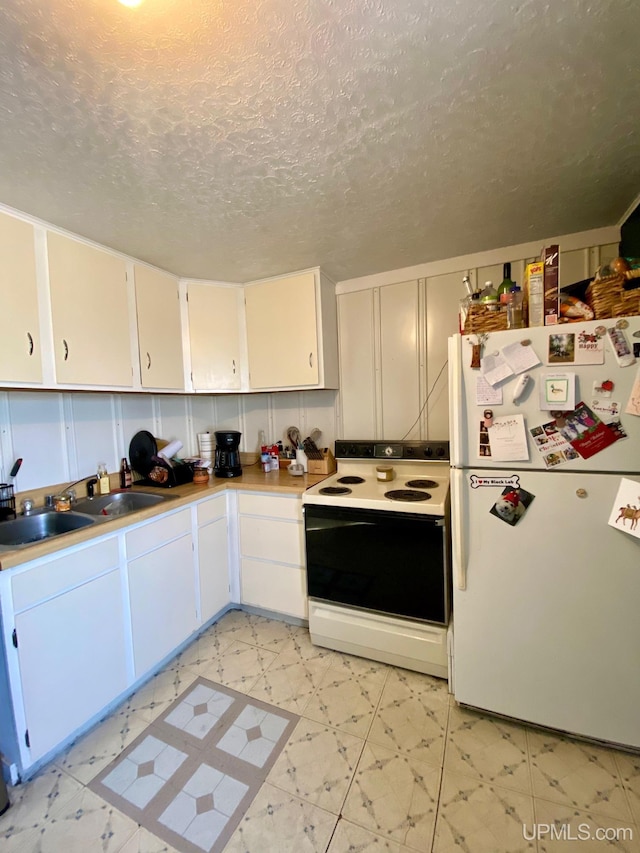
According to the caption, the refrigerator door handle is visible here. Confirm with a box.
[452,467,467,590]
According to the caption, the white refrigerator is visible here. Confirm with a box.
[448,315,640,748]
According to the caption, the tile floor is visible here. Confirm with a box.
[1,608,639,853]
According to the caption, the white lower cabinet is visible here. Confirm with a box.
[197,495,231,622]
[126,510,197,678]
[0,487,309,778]
[7,537,127,765]
[237,492,307,619]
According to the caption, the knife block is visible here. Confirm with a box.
[307,449,336,475]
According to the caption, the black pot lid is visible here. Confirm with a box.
[129,430,158,476]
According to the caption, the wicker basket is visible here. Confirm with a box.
[463,304,508,335]
[585,270,640,320]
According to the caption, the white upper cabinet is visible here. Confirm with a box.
[0,212,42,384]
[134,264,184,390]
[244,269,339,391]
[187,283,242,391]
[47,232,133,387]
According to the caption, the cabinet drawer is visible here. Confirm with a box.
[12,536,120,612]
[241,557,307,619]
[125,508,191,560]
[238,493,302,522]
[239,516,303,566]
[197,494,227,526]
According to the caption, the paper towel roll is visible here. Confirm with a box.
[158,439,183,460]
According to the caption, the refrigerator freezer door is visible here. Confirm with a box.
[449,316,640,471]
[451,467,640,747]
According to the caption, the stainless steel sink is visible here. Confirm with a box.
[73,490,173,516]
[0,511,96,550]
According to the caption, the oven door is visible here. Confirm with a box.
[303,503,450,625]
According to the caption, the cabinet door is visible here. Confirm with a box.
[380,280,421,438]
[0,212,42,383]
[15,569,127,762]
[245,272,318,389]
[338,289,376,437]
[128,534,196,677]
[187,284,241,390]
[47,232,133,386]
[134,264,184,390]
[198,517,230,623]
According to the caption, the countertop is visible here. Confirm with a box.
[0,466,329,571]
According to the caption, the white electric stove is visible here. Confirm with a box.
[302,441,452,679]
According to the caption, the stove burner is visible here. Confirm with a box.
[319,486,352,496]
[337,476,365,485]
[405,479,439,489]
[385,489,431,502]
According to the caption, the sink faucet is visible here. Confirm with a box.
[55,475,97,500]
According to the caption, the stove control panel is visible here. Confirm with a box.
[334,440,450,462]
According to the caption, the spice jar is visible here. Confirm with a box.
[54,495,71,512]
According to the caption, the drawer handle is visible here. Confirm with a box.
[63,338,69,361]
[232,359,236,374]
[146,351,151,370]
[309,352,313,368]
[27,331,34,356]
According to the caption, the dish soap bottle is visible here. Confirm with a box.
[119,457,132,489]
[97,463,110,495]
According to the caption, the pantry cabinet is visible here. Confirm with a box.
[46,232,133,387]
[8,537,127,764]
[0,212,42,385]
[187,283,242,390]
[237,492,307,619]
[244,269,339,391]
[196,494,231,622]
[338,280,424,439]
[134,264,184,390]
[126,509,197,677]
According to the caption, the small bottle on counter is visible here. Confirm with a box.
[119,457,132,489]
[97,463,110,495]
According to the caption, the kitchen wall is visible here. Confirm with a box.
[0,389,338,493]
[335,226,622,441]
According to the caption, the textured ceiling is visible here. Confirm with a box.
[0,0,639,283]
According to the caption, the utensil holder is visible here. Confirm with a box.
[0,483,16,520]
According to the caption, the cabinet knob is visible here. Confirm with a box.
[63,339,69,361]
[27,331,34,356]
[576,488,587,499]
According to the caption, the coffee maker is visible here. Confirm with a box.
[214,430,242,478]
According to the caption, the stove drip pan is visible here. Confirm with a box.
[337,476,365,485]
[319,486,352,496]
[384,489,431,502]
[405,479,439,489]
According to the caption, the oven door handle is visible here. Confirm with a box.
[452,467,467,590]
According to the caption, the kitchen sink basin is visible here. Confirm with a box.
[0,511,96,550]
[73,490,173,516]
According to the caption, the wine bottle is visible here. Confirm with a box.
[497,263,515,304]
